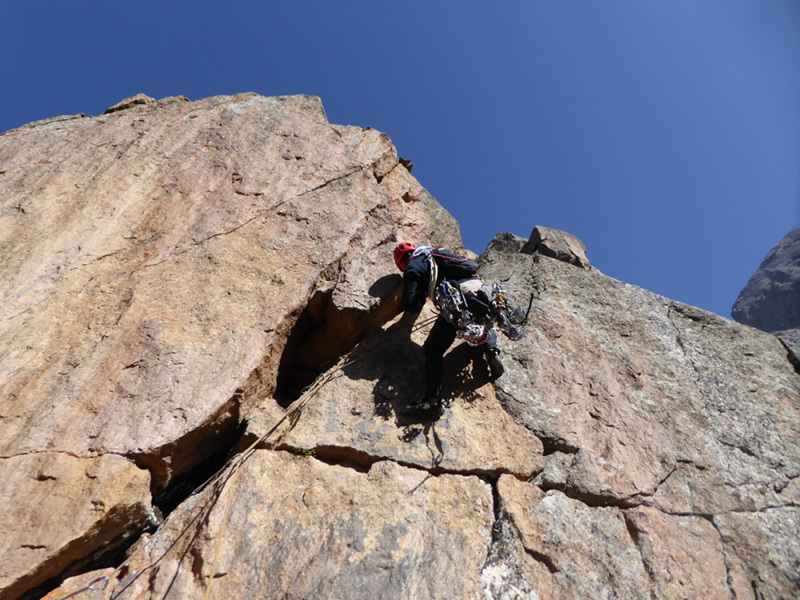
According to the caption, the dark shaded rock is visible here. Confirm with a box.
[481,231,527,257]
[776,328,800,372]
[732,228,800,332]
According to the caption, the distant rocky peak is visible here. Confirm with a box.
[732,228,800,366]
[732,228,800,332]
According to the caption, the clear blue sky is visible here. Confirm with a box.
[2,2,798,318]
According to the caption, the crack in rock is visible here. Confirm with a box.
[274,441,534,482]
[481,479,537,600]
[778,337,800,375]
[708,515,740,599]
[622,513,653,595]
[297,167,363,197]
[666,301,702,380]
[10,497,161,600]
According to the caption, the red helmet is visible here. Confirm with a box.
[393,242,416,271]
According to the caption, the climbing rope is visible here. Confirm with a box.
[201,458,241,600]
[47,313,439,600]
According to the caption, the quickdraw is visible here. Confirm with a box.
[433,280,528,345]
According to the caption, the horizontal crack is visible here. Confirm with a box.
[540,482,649,510]
[273,442,535,481]
[0,449,129,461]
[727,504,799,514]
[129,201,288,273]
[188,213,262,247]
[539,436,580,456]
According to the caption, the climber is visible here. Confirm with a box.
[393,242,504,417]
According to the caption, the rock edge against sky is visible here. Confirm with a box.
[0,93,798,600]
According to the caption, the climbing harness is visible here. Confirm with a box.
[434,279,529,346]
[433,280,489,346]
[488,283,530,341]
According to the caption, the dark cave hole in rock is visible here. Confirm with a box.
[152,418,248,518]
[18,518,158,600]
[273,284,397,408]
[274,287,336,407]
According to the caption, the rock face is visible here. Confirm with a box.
[732,228,800,369]
[1,95,799,600]
[0,93,460,599]
[480,234,800,599]
[0,454,155,600]
[521,225,591,269]
[733,228,800,332]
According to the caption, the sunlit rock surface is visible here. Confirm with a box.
[2,95,798,600]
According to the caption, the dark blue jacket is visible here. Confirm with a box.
[401,247,480,314]
[401,254,434,314]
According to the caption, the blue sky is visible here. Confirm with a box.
[2,2,798,318]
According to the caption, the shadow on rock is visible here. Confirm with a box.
[342,321,494,427]
[342,327,424,421]
[368,273,403,298]
[445,343,493,405]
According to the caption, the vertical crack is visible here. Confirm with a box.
[666,302,702,379]
[274,288,336,404]
[708,516,742,600]
[480,478,538,599]
[777,337,800,375]
[623,512,657,600]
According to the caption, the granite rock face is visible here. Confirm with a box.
[0,454,155,600]
[70,453,496,600]
[521,224,591,269]
[733,228,800,332]
[2,96,799,600]
[480,234,800,599]
[732,228,800,372]
[0,93,460,599]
